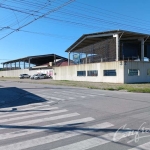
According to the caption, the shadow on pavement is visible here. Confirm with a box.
[0,87,47,108]
[0,123,141,149]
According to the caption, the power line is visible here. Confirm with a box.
[2,3,150,33]
[1,0,150,41]
[0,0,75,40]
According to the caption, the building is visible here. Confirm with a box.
[53,30,150,83]
[0,54,68,77]
[1,30,150,83]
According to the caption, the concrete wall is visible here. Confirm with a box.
[124,61,150,83]
[1,61,150,83]
[53,62,124,83]
[0,69,53,77]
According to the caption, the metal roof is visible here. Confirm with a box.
[65,30,150,52]
[2,54,67,66]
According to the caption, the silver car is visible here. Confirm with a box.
[30,74,38,79]
[31,74,46,80]
[19,74,30,79]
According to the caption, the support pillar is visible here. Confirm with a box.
[68,52,70,66]
[10,63,12,70]
[15,62,16,69]
[54,54,56,66]
[6,64,8,70]
[3,63,4,69]
[24,61,25,69]
[86,53,88,64]
[141,38,144,62]
[113,34,120,61]
[28,58,30,69]
[19,61,20,69]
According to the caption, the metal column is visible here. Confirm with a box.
[28,58,30,69]
[19,61,20,69]
[54,54,56,66]
[68,52,70,66]
[113,34,120,61]
[24,61,25,69]
[15,62,16,69]
[141,38,144,61]
[86,53,88,64]
[6,64,8,70]
[10,63,12,70]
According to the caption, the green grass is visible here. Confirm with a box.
[126,87,150,93]
[0,77,150,93]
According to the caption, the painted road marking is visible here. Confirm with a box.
[128,141,150,150]
[0,106,58,119]
[0,122,113,150]
[0,117,94,140]
[0,109,68,123]
[0,113,80,127]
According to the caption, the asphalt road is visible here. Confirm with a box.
[0,80,150,150]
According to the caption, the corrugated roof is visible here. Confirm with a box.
[2,54,67,66]
[65,30,150,52]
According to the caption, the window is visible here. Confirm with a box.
[77,71,86,76]
[104,70,116,76]
[128,69,139,76]
[147,69,150,76]
[87,70,98,76]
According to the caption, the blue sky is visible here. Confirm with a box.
[0,0,150,67]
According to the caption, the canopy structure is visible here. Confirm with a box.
[2,54,67,70]
[66,30,150,52]
[66,30,150,64]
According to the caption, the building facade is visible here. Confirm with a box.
[53,30,150,83]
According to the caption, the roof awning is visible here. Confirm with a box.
[65,30,150,52]
[2,54,67,66]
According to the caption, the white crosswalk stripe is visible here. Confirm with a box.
[51,92,76,99]
[0,113,80,127]
[62,90,105,97]
[0,103,44,111]
[36,94,65,101]
[51,132,117,150]
[36,90,105,101]
[0,122,113,150]
[0,106,58,118]
[0,117,94,140]
[1,100,142,150]
[0,109,68,123]
[128,141,150,150]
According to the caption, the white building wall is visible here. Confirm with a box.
[124,61,150,83]
[0,69,53,77]
[53,62,124,83]
[1,61,150,83]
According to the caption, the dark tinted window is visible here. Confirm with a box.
[128,69,139,76]
[77,71,86,76]
[104,70,116,76]
[87,70,98,76]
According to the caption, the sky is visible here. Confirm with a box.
[0,0,150,67]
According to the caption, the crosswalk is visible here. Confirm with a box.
[28,89,105,102]
[0,98,149,149]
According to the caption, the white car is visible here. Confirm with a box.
[19,74,30,79]
[30,74,38,79]
[31,74,46,80]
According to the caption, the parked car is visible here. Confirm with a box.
[43,74,52,79]
[31,73,46,80]
[30,74,38,79]
[19,74,30,79]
